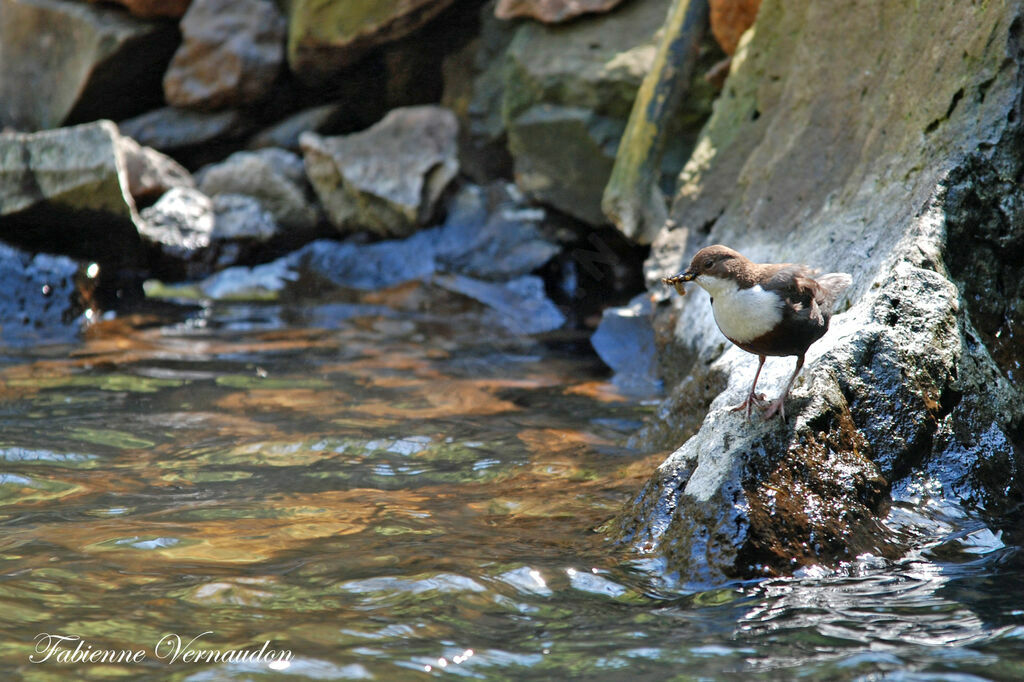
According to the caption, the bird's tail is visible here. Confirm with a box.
[817,273,852,311]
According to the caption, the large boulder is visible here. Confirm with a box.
[0,0,178,131]
[116,135,196,204]
[617,1,1024,581]
[501,0,715,225]
[0,121,143,268]
[196,148,319,232]
[163,0,287,111]
[0,242,98,346]
[286,0,457,85]
[300,106,459,237]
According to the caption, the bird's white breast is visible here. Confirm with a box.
[696,275,784,343]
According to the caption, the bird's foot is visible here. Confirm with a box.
[764,396,787,422]
[730,392,768,420]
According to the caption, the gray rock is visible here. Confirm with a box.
[0,0,177,130]
[164,0,287,111]
[117,135,195,203]
[291,182,559,290]
[119,107,248,154]
[199,257,299,300]
[139,187,215,275]
[619,0,1024,582]
[0,120,143,267]
[433,273,566,335]
[591,294,661,396]
[211,194,278,242]
[0,241,97,346]
[499,0,716,225]
[287,0,457,85]
[197,148,319,232]
[300,106,459,237]
[247,104,346,152]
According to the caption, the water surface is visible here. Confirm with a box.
[1,299,1021,680]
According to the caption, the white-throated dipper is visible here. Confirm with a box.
[663,245,851,421]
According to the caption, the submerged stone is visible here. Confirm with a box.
[0,242,96,346]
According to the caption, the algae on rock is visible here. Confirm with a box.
[618,0,1024,582]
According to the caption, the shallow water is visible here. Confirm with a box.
[1,299,1022,681]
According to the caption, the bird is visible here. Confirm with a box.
[662,245,851,422]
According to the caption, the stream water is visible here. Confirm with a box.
[1,297,1022,681]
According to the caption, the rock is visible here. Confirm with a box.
[294,182,559,290]
[709,0,762,55]
[0,0,178,131]
[508,105,621,225]
[164,0,287,110]
[433,273,566,335]
[441,1,516,182]
[117,135,196,204]
[247,104,347,152]
[198,257,299,300]
[428,183,560,281]
[118,107,250,156]
[300,106,459,237]
[197,148,319,232]
[619,0,1024,581]
[138,187,215,278]
[495,0,627,23]
[287,0,457,85]
[501,0,715,225]
[591,294,661,396]
[0,120,143,268]
[0,242,98,346]
[85,0,191,19]
[211,194,278,243]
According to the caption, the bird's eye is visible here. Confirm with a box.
[703,259,714,269]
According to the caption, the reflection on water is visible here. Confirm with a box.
[0,300,1022,680]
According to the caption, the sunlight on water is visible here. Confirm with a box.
[0,300,1021,680]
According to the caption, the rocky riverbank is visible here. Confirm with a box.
[0,0,719,345]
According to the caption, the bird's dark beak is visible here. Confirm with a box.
[662,271,695,295]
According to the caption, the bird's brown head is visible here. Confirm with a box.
[662,245,749,293]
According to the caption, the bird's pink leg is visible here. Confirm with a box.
[765,355,805,422]
[730,354,768,420]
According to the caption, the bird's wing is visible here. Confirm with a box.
[762,265,827,323]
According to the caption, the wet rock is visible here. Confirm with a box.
[247,104,347,152]
[501,0,714,225]
[591,294,661,396]
[429,183,561,281]
[287,0,457,85]
[85,0,191,19]
[495,0,627,23]
[117,135,196,204]
[293,182,559,289]
[300,106,459,237]
[709,0,761,55]
[0,242,97,346]
[0,0,178,130]
[433,273,565,335]
[441,1,516,182]
[621,0,1024,581]
[199,254,299,300]
[119,107,250,156]
[197,148,319,232]
[211,194,278,243]
[0,120,143,268]
[138,187,215,278]
[164,0,287,111]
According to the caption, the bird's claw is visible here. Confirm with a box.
[730,392,768,420]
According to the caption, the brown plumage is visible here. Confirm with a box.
[664,245,851,421]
